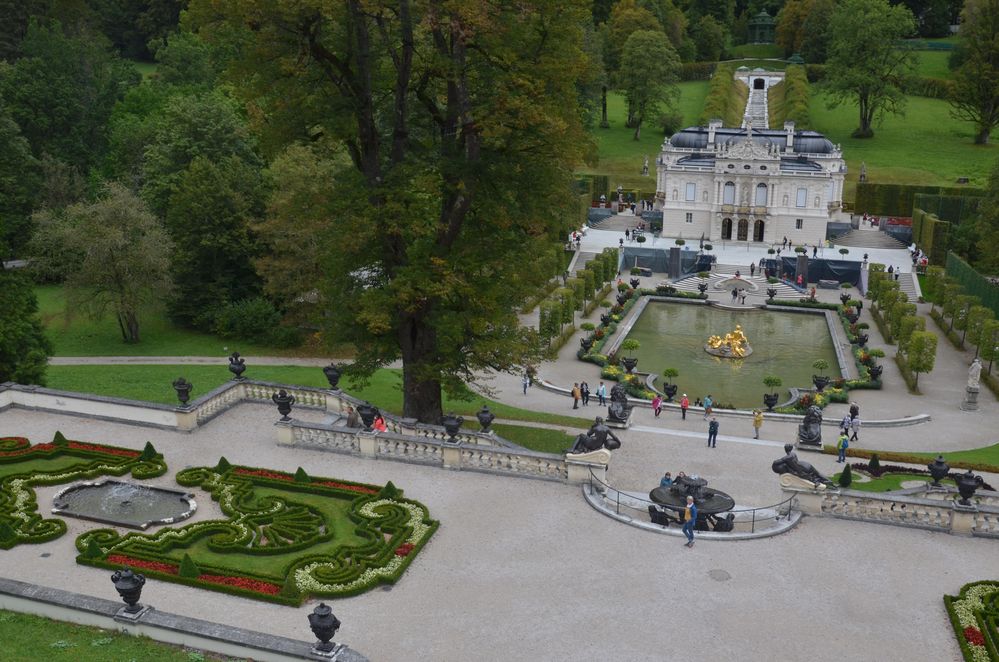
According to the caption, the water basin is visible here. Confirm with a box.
[52,480,196,530]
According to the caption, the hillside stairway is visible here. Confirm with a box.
[834,230,907,250]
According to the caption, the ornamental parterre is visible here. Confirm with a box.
[76,462,438,606]
[945,581,999,662]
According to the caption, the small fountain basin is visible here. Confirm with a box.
[52,480,196,530]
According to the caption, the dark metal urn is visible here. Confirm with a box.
[956,470,984,506]
[227,352,246,380]
[856,334,869,348]
[356,402,378,431]
[763,392,779,411]
[580,337,594,352]
[846,312,860,324]
[272,389,295,421]
[600,314,611,326]
[812,375,830,392]
[476,405,495,432]
[869,364,884,381]
[322,363,342,390]
[927,456,950,487]
[111,567,146,614]
[766,287,777,301]
[840,293,851,306]
[172,377,193,405]
[621,357,639,374]
[308,603,342,654]
[629,278,640,290]
[440,413,464,441]
[616,293,628,306]
[662,383,678,401]
[698,283,709,295]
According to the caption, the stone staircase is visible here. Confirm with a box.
[670,263,799,300]
[833,230,908,250]
[574,251,599,270]
[890,271,919,301]
[742,86,769,130]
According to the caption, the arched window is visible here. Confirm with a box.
[754,219,765,242]
[755,183,768,207]
[722,218,732,240]
[737,218,749,241]
[723,182,735,205]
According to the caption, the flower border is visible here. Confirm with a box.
[945,581,999,662]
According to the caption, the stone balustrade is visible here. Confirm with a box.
[783,481,999,538]
[276,420,602,484]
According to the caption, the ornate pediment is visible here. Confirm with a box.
[721,137,777,162]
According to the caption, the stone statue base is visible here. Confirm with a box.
[961,386,980,411]
[703,344,753,359]
[779,473,827,491]
[795,441,823,453]
[565,448,612,465]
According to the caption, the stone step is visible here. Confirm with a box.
[834,230,908,249]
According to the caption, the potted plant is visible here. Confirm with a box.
[762,375,782,410]
[766,287,777,301]
[767,248,776,255]
[636,234,647,243]
[840,292,851,306]
[703,244,713,251]
[675,239,685,246]
[661,368,679,401]
[630,267,642,275]
[839,248,850,257]
[620,339,640,373]
[811,359,830,392]
[629,277,640,289]
[795,246,807,254]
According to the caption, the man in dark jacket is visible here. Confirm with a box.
[707,417,719,448]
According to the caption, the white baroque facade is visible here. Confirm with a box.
[656,120,847,246]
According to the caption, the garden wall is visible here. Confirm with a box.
[856,183,983,217]
[946,252,999,318]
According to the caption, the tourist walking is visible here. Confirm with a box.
[750,263,755,277]
[703,394,713,419]
[597,381,607,406]
[571,383,581,409]
[752,409,763,439]
[580,381,591,406]
[345,406,361,428]
[522,373,529,395]
[682,496,698,548]
[850,415,861,442]
[707,417,719,448]
[840,414,852,435]
[652,393,663,418]
[813,245,818,258]
[680,394,689,420]
[836,430,849,462]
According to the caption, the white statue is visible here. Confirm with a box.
[969,359,982,390]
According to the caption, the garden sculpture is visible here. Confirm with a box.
[607,383,633,423]
[968,359,982,390]
[797,405,823,447]
[772,443,832,486]
[568,417,622,454]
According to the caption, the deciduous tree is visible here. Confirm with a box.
[620,30,680,141]
[0,268,51,385]
[949,0,999,145]
[907,330,937,388]
[824,0,916,138]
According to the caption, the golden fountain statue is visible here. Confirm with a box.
[705,324,752,358]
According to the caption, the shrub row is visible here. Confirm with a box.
[869,304,894,344]
[699,64,745,127]
[768,65,810,129]
[679,61,716,81]
[893,352,920,394]
[944,581,999,662]
[855,182,983,218]
[902,75,954,100]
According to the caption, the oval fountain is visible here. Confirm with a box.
[52,480,197,530]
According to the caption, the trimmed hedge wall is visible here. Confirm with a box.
[902,75,955,100]
[856,183,983,217]
[680,61,716,81]
[947,252,999,319]
[699,64,747,127]
[944,581,999,662]
[768,65,810,129]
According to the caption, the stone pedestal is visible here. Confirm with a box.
[274,420,294,445]
[441,443,461,470]
[951,503,978,535]
[961,386,980,411]
[114,604,152,623]
[566,448,611,484]
[795,441,823,453]
[176,410,197,431]
[357,432,377,458]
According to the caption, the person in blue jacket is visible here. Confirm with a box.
[682,495,698,548]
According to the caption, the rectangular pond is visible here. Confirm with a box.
[622,302,841,409]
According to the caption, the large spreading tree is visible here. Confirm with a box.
[949,0,999,145]
[619,30,680,140]
[824,0,916,138]
[188,0,592,422]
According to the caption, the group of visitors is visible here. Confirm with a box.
[909,244,929,271]
[886,265,903,282]
[836,403,862,463]
[570,381,608,408]
[731,287,748,304]
[342,405,387,432]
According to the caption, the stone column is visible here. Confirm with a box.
[961,386,980,411]
[358,432,377,457]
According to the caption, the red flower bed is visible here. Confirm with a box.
[394,543,415,557]
[67,442,139,458]
[198,573,282,595]
[233,468,293,481]
[0,439,47,457]
[106,554,178,575]
[964,626,986,647]
[315,480,379,495]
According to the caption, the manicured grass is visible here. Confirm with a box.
[722,58,786,71]
[35,286,299,357]
[582,85,708,191]
[809,91,998,199]
[0,610,240,662]
[831,470,956,492]
[727,44,783,59]
[910,442,999,469]
[44,365,593,429]
[491,423,576,454]
[914,50,951,79]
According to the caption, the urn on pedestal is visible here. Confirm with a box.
[308,603,342,655]
[111,567,145,614]
[272,389,295,421]
[927,456,950,487]
[440,413,464,441]
[356,403,378,431]
[476,405,495,433]
[172,377,193,405]
[322,363,342,390]
[956,470,984,506]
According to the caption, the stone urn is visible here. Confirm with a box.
[476,405,495,433]
[697,283,708,295]
[662,383,678,402]
[956,470,984,506]
[812,375,830,392]
[621,357,639,374]
[766,287,777,301]
[763,392,779,411]
[927,456,950,487]
[856,334,869,348]
[111,567,146,614]
[272,390,295,421]
[227,352,246,380]
[600,314,611,326]
[440,413,464,441]
[356,402,378,431]
[846,312,860,324]
[172,377,193,405]
[322,363,342,390]
[629,278,640,290]
[308,603,341,654]
[580,337,594,352]
[616,293,628,306]
[869,364,883,381]
[840,293,851,306]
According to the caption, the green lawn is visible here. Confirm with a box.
[914,50,952,78]
[832,470,956,492]
[910,442,999,470]
[0,610,240,662]
[492,423,576,454]
[726,45,784,59]
[35,286,300,357]
[809,91,998,198]
[582,84,708,191]
[44,365,593,430]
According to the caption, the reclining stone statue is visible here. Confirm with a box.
[568,417,622,454]
[772,443,832,487]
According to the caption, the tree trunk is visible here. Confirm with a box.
[633,118,642,141]
[600,85,609,128]
[115,313,129,343]
[118,310,140,343]
[853,95,874,138]
[398,313,443,423]
[976,126,991,145]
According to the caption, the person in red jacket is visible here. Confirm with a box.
[679,394,689,420]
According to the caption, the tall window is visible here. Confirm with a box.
[723,182,735,204]
[685,212,693,224]
[795,218,803,230]
[795,187,807,208]
[755,183,768,207]
[685,183,696,202]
